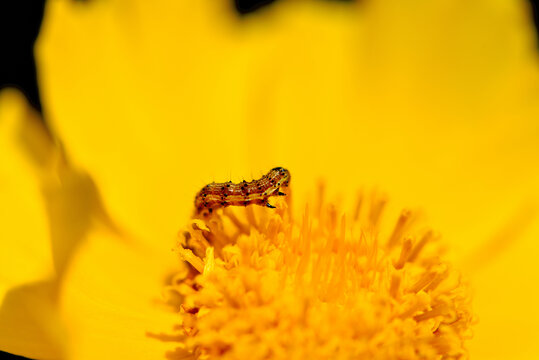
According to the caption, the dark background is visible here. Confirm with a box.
[0,0,538,359]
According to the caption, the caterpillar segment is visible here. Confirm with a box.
[194,167,290,214]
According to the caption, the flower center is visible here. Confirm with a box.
[166,186,473,359]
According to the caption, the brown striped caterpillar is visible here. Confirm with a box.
[195,167,290,214]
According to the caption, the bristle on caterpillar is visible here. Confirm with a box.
[194,167,290,215]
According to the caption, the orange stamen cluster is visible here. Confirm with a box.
[166,187,474,360]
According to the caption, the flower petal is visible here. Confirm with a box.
[0,89,61,358]
[465,211,539,359]
[0,281,64,359]
[0,89,53,301]
[60,227,185,360]
[37,0,252,246]
[241,0,539,248]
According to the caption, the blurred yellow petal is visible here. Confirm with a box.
[469,215,539,359]
[37,0,539,247]
[59,227,184,360]
[0,89,61,358]
[240,0,539,249]
[0,89,53,302]
[0,281,64,360]
[37,0,253,246]
[43,160,112,277]
[0,88,112,359]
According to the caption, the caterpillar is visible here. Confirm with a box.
[195,167,290,214]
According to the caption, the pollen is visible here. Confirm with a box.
[167,186,474,359]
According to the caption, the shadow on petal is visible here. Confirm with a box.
[59,227,181,360]
[0,281,65,359]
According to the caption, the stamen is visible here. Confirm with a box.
[408,229,433,262]
[393,236,413,269]
[408,271,437,293]
[387,209,412,249]
[178,246,204,273]
[223,208,249,235]
[414,303,451,322]
[389,272,402,298]
[353,189,364,222]
[169,189,473,359]
[368,196,387,228]
[245,205,258,230]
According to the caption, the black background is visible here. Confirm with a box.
[0,0,538,359]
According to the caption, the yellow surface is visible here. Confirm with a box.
[0,90,61,359]
[0,90,53,302]
[0,0,537,358]
[59,227,181,360]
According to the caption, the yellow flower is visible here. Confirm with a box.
[1,0,539,359]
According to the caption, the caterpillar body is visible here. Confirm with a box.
[195,167,290,214]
